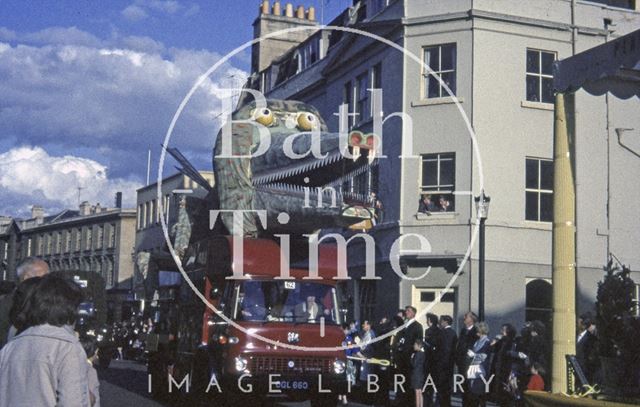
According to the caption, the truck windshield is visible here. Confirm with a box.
[232,281,341,325]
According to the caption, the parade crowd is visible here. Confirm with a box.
[339,306,559,407]
[0,258,603,407]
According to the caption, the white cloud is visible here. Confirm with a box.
[0,28,248,179]
[0,146,141,215]
[0,25,249,217]
[121,0,199,21]
[122,5,149,21]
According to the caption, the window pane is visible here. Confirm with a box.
[526,75,540,102]
[540,192,553,222]
[358,75,368,99]
[526,191,539,221]
[422,159,438,187]
[439,158,455,187]
[424,47,439,71]
[441,44,456,71]
[541,77,554,103]
[540,160,553,190]
[541,52,555,75]
[372,64,381,88]
[441,71,456,96]
[426,75,440,99]
[526,159,538,189]
[527,50,539,74]
[343,83,351,105]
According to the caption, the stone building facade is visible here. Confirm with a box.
[246,0,640,332]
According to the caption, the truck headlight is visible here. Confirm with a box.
[235,356,248,372]
[333,359,346,374]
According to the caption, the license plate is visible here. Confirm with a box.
[275,380,309,390]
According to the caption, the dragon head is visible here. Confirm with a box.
[212,98,378,235]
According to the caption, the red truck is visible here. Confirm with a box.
[147,235,349,406]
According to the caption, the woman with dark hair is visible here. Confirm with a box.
[6,275,42,341]
[0,274,90,407]
[491,323,523,406]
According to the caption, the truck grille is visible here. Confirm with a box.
[249,356,333,374]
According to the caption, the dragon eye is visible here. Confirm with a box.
[254,108,274,126]
[297,112,318,131]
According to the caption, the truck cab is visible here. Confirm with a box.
[149,235,348,406]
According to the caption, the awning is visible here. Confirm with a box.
[554,28,640,99]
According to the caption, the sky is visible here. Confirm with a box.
[0,0,348,217]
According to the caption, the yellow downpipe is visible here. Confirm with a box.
[551,92,577,393]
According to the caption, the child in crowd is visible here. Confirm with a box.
[527,362,545,391]
[81,335,101,407]
[339,322,360,405]
[411,339,426,407]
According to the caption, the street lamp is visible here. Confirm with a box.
[474,190,491,321]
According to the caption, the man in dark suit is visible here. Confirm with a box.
[423,313,442,407]
[437,315,458,407]
[398,306,423,405]
[576,314,599,384]
[456,311,478,406]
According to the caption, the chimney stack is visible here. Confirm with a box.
[79,201,91,216]
[307,6,315,21]
[296,5,305,19]
[94,203,102,213]
[272,1,281,15]
[31,205,44,224]
[261,0,270,14]
[285,3,293,17]
[115,192,122,209]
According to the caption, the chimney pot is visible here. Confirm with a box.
[285,3,293,17]
[296,5,305,19]
[307,6,316,21]
[79,201,91,216]
[31,205,44,223]
[272,1,281,15]
[261,0,270,15]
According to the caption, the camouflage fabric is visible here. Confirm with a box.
[171,195,192,256]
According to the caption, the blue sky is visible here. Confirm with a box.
[0,0,347,217]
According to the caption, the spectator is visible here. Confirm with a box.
[418,194,437,213]
[80,335,101,407]
[456,311,478,406]
[423,313,441,407]
[439,196,452,212]
[576,313,598,384]
[466,322,492,407]
[340,323,358,405]
[411,339,426,407]
[437,315,458,407]
[0,274,90,406]
[398,306,423,406]
[526,363,545,391]
[357,320,376,382]
[491,323,520,406]
[0,257,49,349]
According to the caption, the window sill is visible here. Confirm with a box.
[521,100,554,111]
[412,97,463,107]
[415,212,458,220]
[522,221,552,230]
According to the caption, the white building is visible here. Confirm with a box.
[247,0,640,334]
